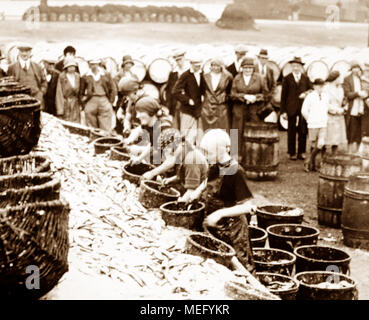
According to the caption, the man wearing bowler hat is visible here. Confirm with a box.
[280,56,312,160]
[7,43,47,109]
[255,49,276,97]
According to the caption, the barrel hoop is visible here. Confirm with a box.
[342,226,369,237]
[243,137,279,144]
[344,188,369,200]
[319,174,348,182]
[243,165,278,172]
[317,206,342,213]
[361,156,369,161]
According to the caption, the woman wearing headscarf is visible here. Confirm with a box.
[230,57,268,159]
[324,70,347,154]
[55,57,82,123]
[124,96,173,165]
[201,58,233,132]
[141,128,208,203]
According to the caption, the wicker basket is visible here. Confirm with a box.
[0,200,70,299]
[0,172,61,208]
[0,78,31,97]
[0,94,42,157]
[0,153,51,175]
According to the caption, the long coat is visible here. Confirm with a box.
[280,72,312,117]
[55,71,82,123]
[201,70,233,131]
[172,69,204,119]
[44,69,60,116]
[230,72,267,120]
[342,73,366,143]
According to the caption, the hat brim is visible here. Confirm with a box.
[123,60,134,66]
[18,47,32,51]
[258,54,269,59]
[289,60,305,65]
[350,65,362,71]
[64,64,78,69]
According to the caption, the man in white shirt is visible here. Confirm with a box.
[301,78,328,171]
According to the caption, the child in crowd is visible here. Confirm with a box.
[301,78,329,172]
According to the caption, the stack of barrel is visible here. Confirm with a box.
[317,151,369,251]
[0,79,70,300]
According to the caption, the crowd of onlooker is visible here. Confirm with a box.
[1,43,368,172]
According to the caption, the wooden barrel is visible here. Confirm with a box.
[243,122,279,180]
[360,137,369,172]
[148,58,172,84]
[306,60,329,82]
[317,154,362,228]
[131,59,146,82]
[342,172,369,250]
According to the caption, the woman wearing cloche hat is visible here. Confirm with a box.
[230,57,268,161]
[55,56,82,123]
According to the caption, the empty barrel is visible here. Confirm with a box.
[317,153,362,228]
[243,122,279,180]
[342,172,369,250]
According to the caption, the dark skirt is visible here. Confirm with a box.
[347,115,362,144]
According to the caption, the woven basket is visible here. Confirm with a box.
[0,172,61,208]
[0,153,51,175]
[0,94,41,157]
[0,200,70,299]
[0,78,31,97]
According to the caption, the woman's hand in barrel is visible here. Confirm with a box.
[178,189,200,204]
[142,171,155,181]
[203,210,223,228]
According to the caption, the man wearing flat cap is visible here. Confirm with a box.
[83,59,117,132]
[227,44,248,78]
[342,61,367,154]
[280,56,312,160]
[173,53,204,145]
[165,49,188,130]
[7,43,47,109]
